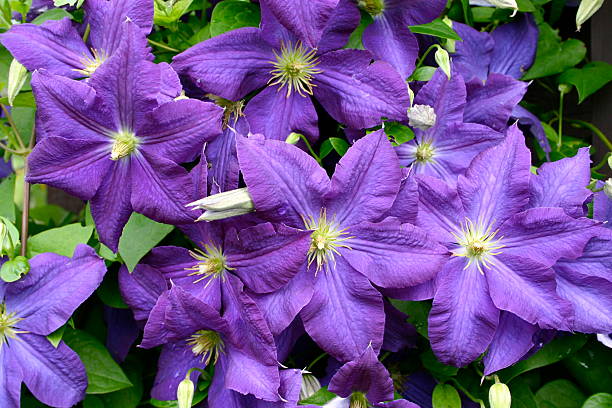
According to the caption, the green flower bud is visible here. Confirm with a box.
[187,188,255,221]
[442,17,456,53]
[0,217,19,258]
[177,373,195,408]
[7,59,28,106]
[286,132,302,145]
[604,178,612,199]
[1,256,30,283]
[434,46,451,80]
[489,382,512,408]
[576,0,604,31]
[558,83,573,95]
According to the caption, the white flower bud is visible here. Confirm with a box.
[300,373,322,400]
[408,104,437,131]
[7,59,27,106]
[478,0,518,16]
[604,178,612,199]
[177,373,195,408]
[286,132,302,145]
[187,188,255,222]
[576,0,604,31]
[489,382,512,408]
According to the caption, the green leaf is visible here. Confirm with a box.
[420,350,458,380]
[432,383,462,408]
[47,324,66,348]
[535,380,586,408]
[409,66,436,82]
[499,334,588,382]
[319,139,334,160]
[97,271,129,309]
[209,0,260,37]
[63,329,132,394]
[0,0,12,29]
[385,121,415,145]
[582,394,612,408]
[563,340,612,394]
[118,213,173,272]
[84,362,144,408]
[329,137,349,156]
[510,377,538,408]
[409,18,461,41]
[389,299,431,338]
[299,387,336,405]
[154,0,194,26]
[0,174,15,222]
[0,255,29,282]
[345,10,372,50]
[27,223,94,257]
[32,7,73,24]
[523,23,586,80]
[558,62,612,103]
[53,0,84,7]
[29,204,69,226]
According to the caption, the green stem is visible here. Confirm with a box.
[147,39,180,53]
[299,134,322,165]
[20,123,34,258]
[307,352,328,371]
[1,104,25,150]
[450,379,486,406]
[592,152,611,171]
[413,44,438,73]
[568,119,612,152]
[557,91,564,150]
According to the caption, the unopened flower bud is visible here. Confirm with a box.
[489,382,511,408]
[482,0,518,16]
[300,372,322,400]
[576,0,604,31]
[604,178,612,199]
[177,373,195,408]
[408,104,437,131]
[7,59,27,106]
[442,17,456,53]
[558,83,573,95]
[434,46,451,80]
[286,132,302,145]
[187,188,255,221]
[0,217,19,258]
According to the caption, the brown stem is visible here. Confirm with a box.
[20,124,34,257]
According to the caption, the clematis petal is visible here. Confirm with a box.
[222,346,282,402]
[10,334,86,408]
[150,342,205,401]
[499,207,599,267]
[0,342,23,408]
[327,130,402,226]
[451,22,493,82]
[313,49,410,129]
[119,262,167,324]
[172,28,276,100]
[245,85,319,142]
[414,67,466,126]
[463,73,527,132]
[237,135,329,226]
[137,98,223,163]
[250,264,315,335]
[301,258,385,362]
[529,148,591,217]
[512,105,551,154]
[429,258,499,367]
[31,70,112,142]
[362,14,419,79]
[486,253,573,330]
[225,223,311,294]
[328,346,394,403]
[415,174,464,244]
[260,0,340,48]
[375,401,420,408]
[317,0,361,54]
[490,14,538,79]
[104,307,139,363]
[0,18,90,78]
[130,153,198,225]
[594,181,612,224]
[483,312,537,375]
[91,159,133,252]
[206,117,248,193]
[384,0,447,26]
[458,124,531,230]
[6,245,106,335]
[27,136,111,200]
[84,0,154,55]
[344,219,448,288]
[382,169,418,224]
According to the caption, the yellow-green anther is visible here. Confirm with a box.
[489,381,512,408]
[269,41,322,97]
[452,218,505,274]
[0,304,26,347]
[357,0,385,16]
[415,142,435,163]
[349,392,369,408]
[299,372,322,401]
[186,244,232,285]
[187,187,255,222]
[205,94,244,127]
[187,330,225,365]
[110,130,139,160]
[303,209,353,274]
[286,132,302,145]
[7,59,28,106]
[434,46,451,80]
[576,0,604,31]
[177,372,195,408]
[74,48,108,77]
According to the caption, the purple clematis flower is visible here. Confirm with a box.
[26,21,223,251]
[326,346,419,408]
[172,2,410,142]
[354,0,447,78]
[451,15,550,153]
[411,125,599,366]
[1,0,153,79]
[594,180,612,224]
[394,67,506,185]
[236,130,448,362]
[0,244,106,408]
[140,283,283,405]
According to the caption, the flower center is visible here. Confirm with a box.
[268,41,322,98]
[303,209,353,274]
[408,104,437,131]
[415,142,435,163]
[357,0,385,16]
[187,330,225,365]
[451,218,505,274]
[110,130,138,160]
[0,304,25,347]
[186,244,231,285]
[349,392,369,408]
[206,94,244,128]
[75,48,108,77]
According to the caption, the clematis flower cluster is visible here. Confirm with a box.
[0,0,609,407]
